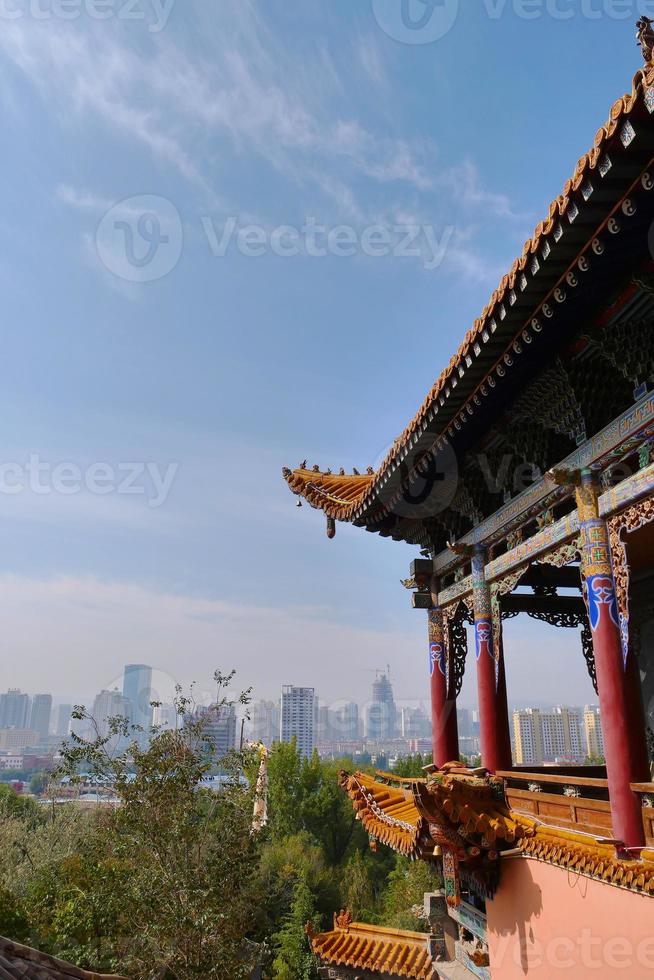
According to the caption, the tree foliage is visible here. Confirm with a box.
[391,754,429,778]
[271,876,319,980]
[20,671,261,980]
[0,676,445,980]
[381,856,442,931]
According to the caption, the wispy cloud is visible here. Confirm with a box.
[56,184,115,212]
[2,5,528,288]
[0,14,430,196]
[357,33,390,89]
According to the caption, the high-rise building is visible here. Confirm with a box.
[29,695,52,739]
[196,704,238,759]
[316,704,334,743]
[248,700,280,746]
[584,706,605,760]
[513,707,584,765]
[122,664,153,732]
[280,686,315,758]
[365,671,397,740]
[400,705,431,739]
[91,689,131,739]
[332,701,359,741]
[55,704,73,737]
[457,707,474,738]
[0,690,30,729]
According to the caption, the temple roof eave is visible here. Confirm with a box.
[339,770,654,897]
[283,62,654,531]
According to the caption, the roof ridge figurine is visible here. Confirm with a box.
[637,15,654,63]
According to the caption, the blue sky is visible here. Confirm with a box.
[0,0,641,707]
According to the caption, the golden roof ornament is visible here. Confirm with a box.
[334,909,353,930]
[637,16,654,63]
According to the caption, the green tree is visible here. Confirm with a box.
[381,856,441,930]
[341,850,375,919]
[267,741,305,839]
[267,744,367,866]
[300,756,363,865]
[29,771,50,796]
[392,754,429,778]
[0,885,29,942]
[0,783,42,827]
[54,670,261,980]
[254,831,339,945]
[272,876,320,980]
[27,848,129,970]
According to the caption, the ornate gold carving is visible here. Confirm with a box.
[334,909,353,931]
[575,481,600,523]
[607,497,654,663]
[541,538,582,568]
[428,607,444,645]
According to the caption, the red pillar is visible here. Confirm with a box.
[472,549,512,773]
[577,472,649,848]
[427,606,459,767]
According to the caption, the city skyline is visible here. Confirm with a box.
[0,678,601,715]
[0,659,603,771]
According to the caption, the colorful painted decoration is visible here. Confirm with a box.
[475,618,493,661]
[443,849,461,908]
[586,574,620,632]
[430,641,446,677]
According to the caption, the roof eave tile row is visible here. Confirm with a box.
[339,771,433,859]
[520,831,654,894]
[310,923,437,980]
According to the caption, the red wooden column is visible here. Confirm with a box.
[576,470,649,848]
[427,603,459,767]
[472,548,512,773]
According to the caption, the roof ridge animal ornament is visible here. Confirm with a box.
[637,16,654,63]
[334,909,353,930]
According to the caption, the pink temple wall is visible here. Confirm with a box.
[486,857,654,979]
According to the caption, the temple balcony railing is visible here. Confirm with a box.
[497,768,613,839]
[496,770,654,847]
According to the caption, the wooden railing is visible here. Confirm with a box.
[494,771,654,847]
[497,769,613,838]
